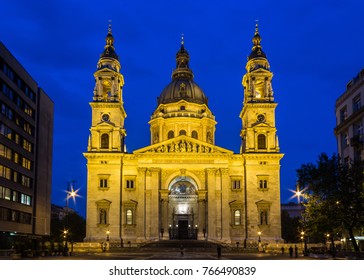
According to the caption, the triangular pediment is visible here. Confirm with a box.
[251,122,271,128]
[94,121,116,128]
[133,135,234,155]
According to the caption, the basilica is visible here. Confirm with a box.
[83,24,284,247]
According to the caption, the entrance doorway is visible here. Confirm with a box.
[167,176,199,240]
[178,220,189,239]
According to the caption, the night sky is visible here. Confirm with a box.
[1,0,363,218]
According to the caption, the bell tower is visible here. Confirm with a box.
[88,24,126,152]
[240,23,279,153]
[240,23,284,243]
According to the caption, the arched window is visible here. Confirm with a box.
[191,131,198,139]
[126,209,133,225]
[234,210,241,226]
[179,130,186,136]
[257,134,266,149]
[101,133,109,149]
[168,131,174,139]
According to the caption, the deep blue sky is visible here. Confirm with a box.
[1,0,363,217]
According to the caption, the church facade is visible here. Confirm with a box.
[84,25,284,247]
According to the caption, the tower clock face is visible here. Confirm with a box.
[101,114,110,122]
[257,114,265,122]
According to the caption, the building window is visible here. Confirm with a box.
[126,209,133,225]
[168,130,174,139]
[232,179,241,190]
[191,131,198,139]
[354,122,363,136]
[101,133,109,149]
[257,134,266,149]
[353,95,361,113]
[99,179,108,188]
[126,179,135,190]
[0,122,12,139]
[0,143,12,159]
[0,186,11,200]
[234,210,241,226]
[23,139,32,153]
[340,106,347,123]
[180,106,186,111]
[179,130,186,136]
[259,180,268,189]
[22,157,32,170]
[341,132,349,150]
[20,194,31,205]
[21,175,31,187]
[257,175,269,190]
[0,164,11,180]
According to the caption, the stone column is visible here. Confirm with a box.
[137,167,147,242]
[206,168,217,240]
[220,168,230,242]
[159,189,169,240]
[197,190,207,240]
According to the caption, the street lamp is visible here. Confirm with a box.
[258,231,262,251]
[64,181,76,256]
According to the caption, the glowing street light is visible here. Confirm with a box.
[63,180,77,256]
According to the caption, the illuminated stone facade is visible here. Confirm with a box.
[84,25,284,246]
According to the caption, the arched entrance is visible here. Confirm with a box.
[168,176,198,239]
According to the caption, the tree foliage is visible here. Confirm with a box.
[296,153,364,252]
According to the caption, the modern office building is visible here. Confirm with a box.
[84,25,284,247]
[0,42,53,248]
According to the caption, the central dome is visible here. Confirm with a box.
[158,78,207,105]
[157,42,208,105]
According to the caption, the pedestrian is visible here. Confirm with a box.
[281,246,285,254]
[294,245,298,258]
[180,244,184,257]
[289,246,293,258]
[217,245,222,259]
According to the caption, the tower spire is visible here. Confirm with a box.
[172,34,193,80]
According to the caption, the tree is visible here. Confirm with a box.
[296,153,364,253]
[281,209,301,243]
[51,211,86,243]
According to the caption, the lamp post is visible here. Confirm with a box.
[258,231,261,251]
[63,181,76,256]
[105,230,110,251]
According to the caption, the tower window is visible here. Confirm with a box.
[232,180,241,190]
[126,179,135,189]
[257,134,266,149]
[191,131,198,139]
[101,133,109,149]
[168,131,174,139]
[100,179,108,188]
[257,175,269,191]
[259,180,268,189]
[179,130,186,136]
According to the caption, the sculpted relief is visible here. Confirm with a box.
[144,139,221,154]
